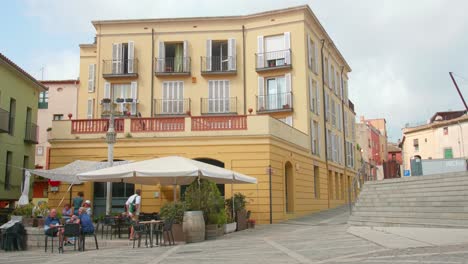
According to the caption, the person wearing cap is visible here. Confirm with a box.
[83,200,92,216]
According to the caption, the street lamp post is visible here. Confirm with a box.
[105,113,116,215]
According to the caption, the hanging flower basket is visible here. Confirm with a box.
[125,98,133,103]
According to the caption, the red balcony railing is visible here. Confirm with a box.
[130,117,185,132]
[71,119,124,134]
[191,116,247,131]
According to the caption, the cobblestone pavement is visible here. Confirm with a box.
[2,206,468,263]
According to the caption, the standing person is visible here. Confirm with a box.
[72,192,84,216]
[125,189,141,240]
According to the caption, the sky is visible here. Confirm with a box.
[2,0,468,142]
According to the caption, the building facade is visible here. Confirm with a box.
[0,53,45,206]
[401,111,468,176]
[48,5,357,223]
[33,80,79,203]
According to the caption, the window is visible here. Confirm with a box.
[162,81,184,114]
[344,111,348,135]
[52,114,63,121]
[265,76,290,110]
[314,166,320,198]
[111,83,138,115]
[413,138,419,152]
[310,120,319,155]
[324,58,329,86]
[331,99,336,127]
[444,148,453,159]
[331,65,335,91]
[112,42,135,74]
[443,127,448,135]
[309,76,319,115]
[39,91,48,109]
[88,64,96,92]
[37,146,44,156]
[9,98,16,135]
[5,151,12,190]
[325,92,330,122]
[307,35,318,73]
[208,80,230,113]
[264,34,289,67]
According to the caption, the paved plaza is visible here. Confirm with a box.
[2,206,468,263]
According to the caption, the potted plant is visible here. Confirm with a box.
[101,98,111,104]
[282,104,290,109]
[10,203,34,226]
[116,98,124,103]
[247,219,256,229]
[224,211,236,234]
[125,98,133,103]
[160,201,187,241]
[225,192,247,233]
[32,201,49,227]
[185,179,226,240]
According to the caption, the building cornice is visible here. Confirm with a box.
[403,114,468,134]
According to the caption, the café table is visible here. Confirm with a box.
[138,220,163,247]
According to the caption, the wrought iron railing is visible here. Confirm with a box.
[201,97,237,114]
[102,59,138,76]
[24,122,38,143]
[155,57,191,74]
[191,116,247,131]
[255,49,291,70]
[0,108,9,133]
[201,56,236,73]
[71,119,124,134]
[348,161,373,214]
[154,99,191,116]
[256,92,293,112]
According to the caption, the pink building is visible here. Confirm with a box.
[34,80,79,200]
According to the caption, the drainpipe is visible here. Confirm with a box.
[340,66,348,203]
[320,39,331,209]
[150,28,155,117]
[242,25,247,115]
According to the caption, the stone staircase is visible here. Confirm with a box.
[348,171,468,228]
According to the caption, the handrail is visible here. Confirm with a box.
[347,160,368,215]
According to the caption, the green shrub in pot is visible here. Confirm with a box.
[160,201,187,224]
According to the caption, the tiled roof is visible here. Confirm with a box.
[0,53,47,91]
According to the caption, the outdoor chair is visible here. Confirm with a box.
[101,216,118,240]
[155,219,174,246]
[44,227,59,253]
[119,216,132,238]
[79,229,99,251]
[2,222,26,251]
[62,223,80,252]
[132,223,150,248]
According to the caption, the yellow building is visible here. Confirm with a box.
[48,5,357,223]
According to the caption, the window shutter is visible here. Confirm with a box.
[307,33,312,69]
[87,99,94,119]
[112,43,118,74]
[88,64,95,93]
[257,36,264,68]
[314,41,319,74]
[206,39,212,71]
[325,92,329,121]
[284,32,291,65]
[117,43,123,74]
[128,41,134,74]
[316,82,320,115]
[310,120,315,154]
[157,41,165,72]
[285,73,292,107]
[317,123,321,157]
[208,80,214,113]
[228,38,236,71]
[183,40,189,72]
[257,76,264,111]
[308,75,313,112]
[162,82,168,113]
[104,82,111,99]
[328,59,332,89]
[224,80,230,112]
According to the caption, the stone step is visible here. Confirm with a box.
[357,195,468,203]
[364,172,468,186]
[352,210,468,220]
[359,190,468,199]
[355,200,468,207]
[348,215,468,228]
[362,181,468,193]
[353,206,468,213]
[347,219,468,229]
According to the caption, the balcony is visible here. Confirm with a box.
[38,102,48,109]
[200,97,237,115]
[71,119,124,134]
[155,57,191,76]
[200,56,236,75]
[154,99,191,116]
[24,122,38,144]
[100,100,138,117]
[50,115,310,151]
[102,59,138,79]
[0,108,9,133]
[255,49,292,72]
[257,92,293,113]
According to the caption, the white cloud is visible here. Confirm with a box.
[28,49,79,80]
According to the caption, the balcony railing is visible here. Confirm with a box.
[0,108,9,133]
[24,122,38,144]
[257,92,293,112]
[155,57,191,75]
[131,117,185,132]
[38,101,48,109]
[192,116,247,131]
[102,59,138,78]
[201,56,236,74]
[255,49,292,71]
[100,101,138,117]
[71,119,124,134]
[154,99,191,116]
[201,97,237,115]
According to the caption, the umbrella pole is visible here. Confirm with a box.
[231,177,235,221]
[173,184,177,201]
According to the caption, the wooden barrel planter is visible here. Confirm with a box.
[205,224,223,240]
[183,211,205,243]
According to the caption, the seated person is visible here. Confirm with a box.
[83,200,92,216]
[62,203,72,222]
[44,209,63,247]
[76,207,95,234]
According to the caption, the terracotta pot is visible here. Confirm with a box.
[172,223,185,241]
